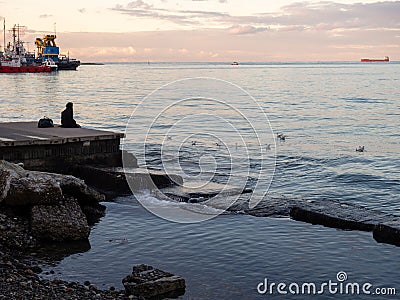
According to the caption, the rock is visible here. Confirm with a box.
[31,266,42,274]
[1,160,105,207]
[373,221,400,246]
[159,182,252,204]
[0,160,28,203]
[81,203,106,225]
[31,198,90,241]
[75,166,183,199]
[5,174,63,206]
[122,264,185,298]
[30,171,106,205]
[289,199,394,232]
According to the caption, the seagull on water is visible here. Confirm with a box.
[356,146,365,152]
[192,141,197,146]
[277,133,286,141]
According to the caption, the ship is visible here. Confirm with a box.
[35,34,80,70]
[231,61,239,65]
[360,56,389,62]
[0,22,55,73]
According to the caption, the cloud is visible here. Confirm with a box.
[127,0,153,9]
[228,25,269,35]
[78,8,86,14]
[111,1,400,33]
[39,14,53,19]
[254,1,400,31]
[111,1,230,26]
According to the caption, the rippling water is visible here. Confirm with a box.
[1,62,399,298]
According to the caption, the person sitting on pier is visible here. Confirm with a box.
[60,102,81,128]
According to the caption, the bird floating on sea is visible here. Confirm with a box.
[277,133,286,141]
[266,144,271,150]
[356,146,365,152]
[192,141,197,146]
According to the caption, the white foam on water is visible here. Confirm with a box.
[116,191,227,222]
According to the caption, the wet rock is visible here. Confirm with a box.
[242,194,293,217]
[122,264,185,298]
[289,200,393,231]
[373,221,400,246]
[0,160,28,203]
[32,172,106,205]
[5,175,63,206]
[75,165,183,199]
[81,203,106,225]
[31,198,90,241]
[160,182,252,204]
[0,211,37,250]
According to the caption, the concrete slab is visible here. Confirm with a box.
[0,122,124,147]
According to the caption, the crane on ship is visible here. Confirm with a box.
[35,34,58,58]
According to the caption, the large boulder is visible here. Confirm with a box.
[5,175,63,206]
[31,198,90,241]
[30,171,105,205]
[122,264,185,298]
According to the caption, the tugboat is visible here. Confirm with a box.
[360,56,389,62]
[0,22,53,73]
[35,34,80,70]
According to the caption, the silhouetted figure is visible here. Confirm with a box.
[61,102,80,128]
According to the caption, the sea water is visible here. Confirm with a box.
[1,62,399,298]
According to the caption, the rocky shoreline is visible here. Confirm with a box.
[0,160,186,299]
[0,211,127,299]
[0,160,128,299]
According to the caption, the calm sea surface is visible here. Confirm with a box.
[1,62,399,298]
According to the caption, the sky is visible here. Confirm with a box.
[1,0,399,62]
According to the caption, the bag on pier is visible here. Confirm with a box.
[38,117,54,128]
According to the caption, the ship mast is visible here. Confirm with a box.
[3,19,5,53]
[12,25,16,53]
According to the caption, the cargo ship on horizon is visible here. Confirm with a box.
[360,56,389,62]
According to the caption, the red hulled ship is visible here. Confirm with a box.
[0,21,56,73]
[360,56,389,62]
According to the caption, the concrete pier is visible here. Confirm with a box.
[0,122,125,172]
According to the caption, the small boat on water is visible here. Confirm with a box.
[43,58,58,71]
[360,56,389,62]
[0,22,53,73]
[231,61,239,65]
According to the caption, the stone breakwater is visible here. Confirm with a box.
[215,194,400,247]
